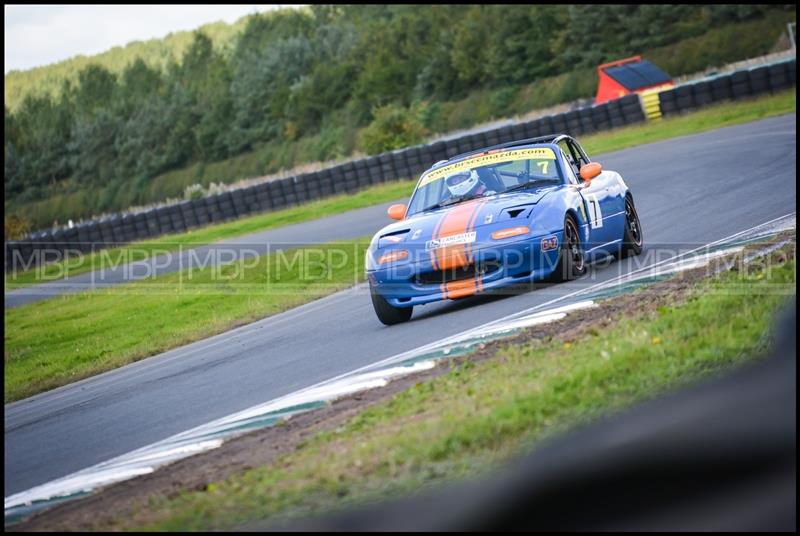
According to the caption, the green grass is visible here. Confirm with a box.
[580,89,796,156]
[4,237,370,403]
[8,90,795,291]
[5,180,413,289]
[121,251,796,531]
[9,10,795,229]
[4,91,796,401]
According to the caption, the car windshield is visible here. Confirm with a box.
[406,147,563,216]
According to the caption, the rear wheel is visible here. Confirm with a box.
[619,195,644,258]
[370,283,413,325]
[550,214,587,283]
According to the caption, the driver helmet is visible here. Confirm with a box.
[445,169,480,196]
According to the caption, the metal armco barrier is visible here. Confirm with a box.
[6,56,796,272]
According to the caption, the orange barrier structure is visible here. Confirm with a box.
[595,56,673,105]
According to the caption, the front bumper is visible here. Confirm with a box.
[367,232,563,308]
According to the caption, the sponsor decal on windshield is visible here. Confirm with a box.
[420,147,556,187]
[425,231,477,251]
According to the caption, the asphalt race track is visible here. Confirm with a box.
[4,114,796,497]
[4,200,403,309]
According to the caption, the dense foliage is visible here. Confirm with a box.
[4,5,794,228]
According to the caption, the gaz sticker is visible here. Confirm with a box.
[541,235,559,251]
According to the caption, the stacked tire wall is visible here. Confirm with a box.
[6,56,795,272]
[657,57,795,117]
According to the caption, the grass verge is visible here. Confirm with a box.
[580,89,796,156]
[5,180,412,290]
[4,238,370,403]
[6,90,795,290]
[122,246,794,531]
[5,180,414,291]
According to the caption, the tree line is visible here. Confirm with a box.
[4,5,792,227]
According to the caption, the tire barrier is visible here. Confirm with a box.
[342,161,358,193]
[169,207,186,233]
[202,195,218,223]
[456,134,472,155]
[307,173,321,200]
[11,59,794,271]
[327,164,344,194]
[658,57,795,118]
[496,125,514,145]
[691,80,714,107]
[710,75,733,102]
[552,113,569,134]
[355,159,371,188]
[621,96,646,123]
[509,123,526,142]
[75,224,91,253]
[156,207,174,235]
[466,132,487,155]
[605,99,621,126]
[133,212,149,240]
[429,140,448,165]
[674,84,695,111]
[179,201,198,230]
[231,189,248,216]
[591,105,611,132]
[120,213,136,242]
[564,110,582,136]
[577,107,596,134]
[97,218,113,245]
[484,129,500,148]
[253,182,272,211]
[318,168,335,195]
[730,71,752,100]
[366,157,382,185]
[290,176,307,204]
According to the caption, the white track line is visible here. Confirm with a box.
[5,212,795,516]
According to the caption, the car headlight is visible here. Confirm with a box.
[491,226,529,240]
[378,250,409,264]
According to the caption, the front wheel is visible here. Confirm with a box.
[619,195,644,258]
[549,214,587,283]
[370,283,413,325]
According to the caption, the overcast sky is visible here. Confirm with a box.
[4,5,301,74]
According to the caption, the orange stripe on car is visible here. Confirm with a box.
[465,200,487,293]
[435,201,480,271]
[465,200,486,265]
[445,277,476,299]
[429,211,446,271]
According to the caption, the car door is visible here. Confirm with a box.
[558,139,621,257]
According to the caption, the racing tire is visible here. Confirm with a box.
[370,284,413,325]
[619,195,644,258]
[550,214,587,283]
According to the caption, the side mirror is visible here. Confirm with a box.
[579,162,603,182]
[388,203,407,220]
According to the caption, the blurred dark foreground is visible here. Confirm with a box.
[246,300,796,532]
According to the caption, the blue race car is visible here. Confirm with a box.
[365,134,644,325]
